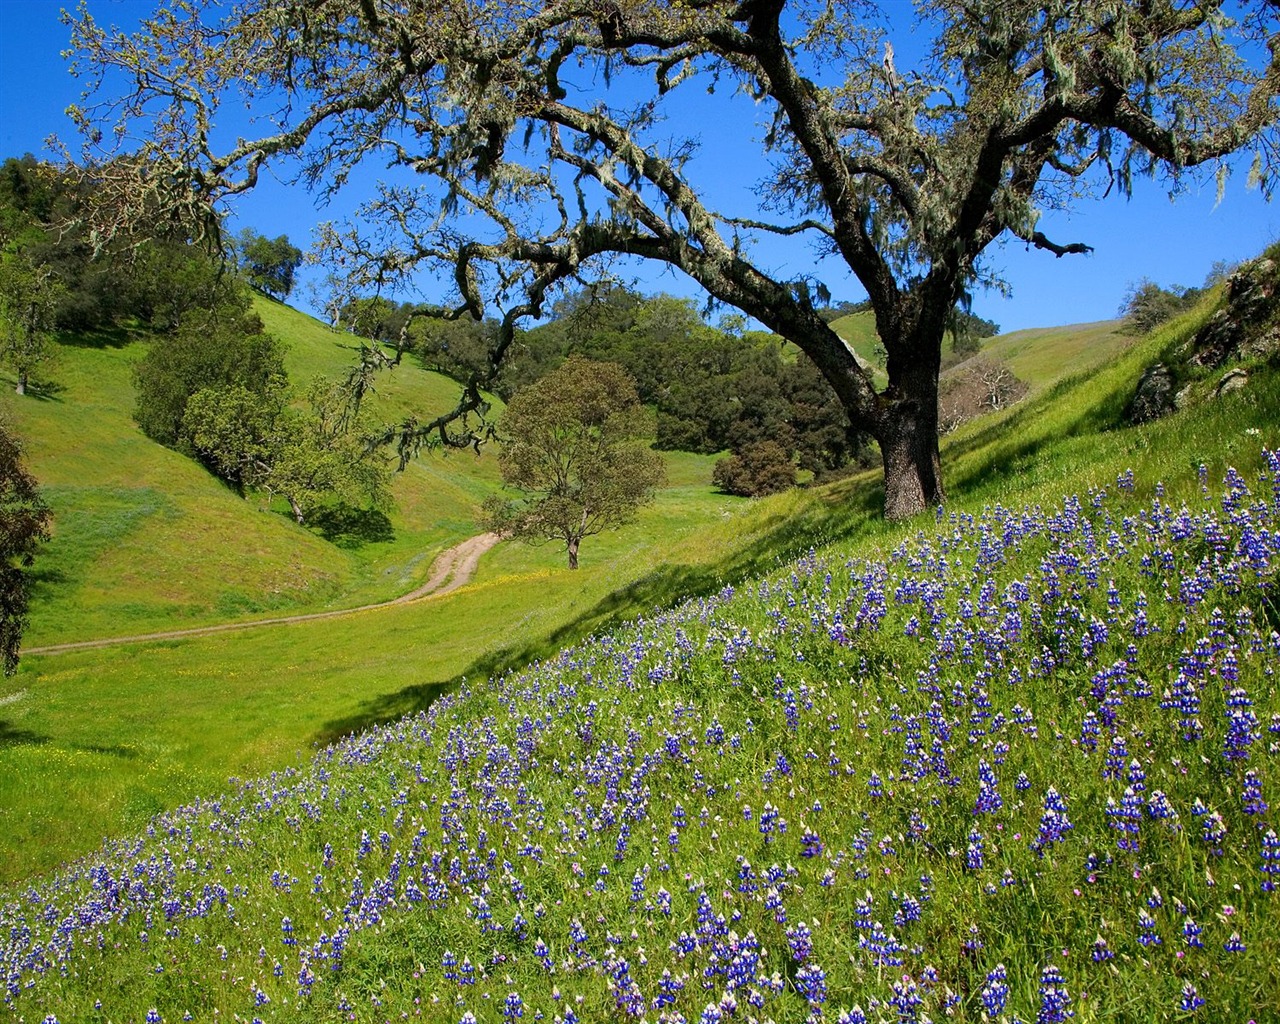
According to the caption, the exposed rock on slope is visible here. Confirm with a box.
[1128,250,1280,424]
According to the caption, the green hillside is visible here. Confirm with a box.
[827,309,886,387]
[830,308,1136,394]
[980,317,1132,388]
[3,277,1278,886]
[3,279,1279,1022]
[6,297,515,646]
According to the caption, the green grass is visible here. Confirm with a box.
[829,309,1137,395]
[3,284,1277,886]
[980,317,1132,389]
[4,335,1279,1021]
[5,298,520,646]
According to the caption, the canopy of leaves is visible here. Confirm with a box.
[236,229,303,300]
[712,439,796,497]
[0,420,51,675]
[511,287,869,479]
[482,356,665,568]
[184,376,392,525]
[1118,278,1205,335]
[62,1,1280,517]
[133,287,287,450]
[0,244,63,395]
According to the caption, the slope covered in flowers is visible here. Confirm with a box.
[5,455,1280,1023]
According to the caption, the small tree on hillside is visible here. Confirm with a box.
[713,440,796,498]
[0,420,51,675]
[236,229,303,300]
[184,375,392,525]
[133,289,287,449]
[1118,279,1201,335]
[482,357,665,569]
[0,245,62,396]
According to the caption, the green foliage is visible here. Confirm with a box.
[235,229,303,300]
[132,289,287,449]
[711,439,796,497]
[483,357,666,568]
[512,287,868,481]
[187,375,393,525]
[340,295,497,384]
[0,419,50,675]
[1119,279,1204,335]
[60,3,1280,519]
[0,243,62,395]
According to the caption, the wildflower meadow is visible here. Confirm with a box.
[5,453,1280,1023]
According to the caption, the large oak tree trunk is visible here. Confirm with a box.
[877,341,945,521]
[878,403,945,520]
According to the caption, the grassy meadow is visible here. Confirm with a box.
[2,284,1279,1022]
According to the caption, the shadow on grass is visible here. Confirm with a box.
[312,481,884,747]
[74,742,139,759]
[56,323,138,350]
[308,505,395,548]
[0,720,46,747]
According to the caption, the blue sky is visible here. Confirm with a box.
[2,0,1278,334]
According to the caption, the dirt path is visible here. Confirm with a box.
[25,532,502,657]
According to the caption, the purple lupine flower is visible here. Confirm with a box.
[1241,770,1268,816]
[1136,909,1161,947]
[1032,787,1073,857]
[795,961,827,1005]
[1036,964,1073,1023]
[889,973,922,1021]
[980,963,1008,1016]
[974,760,1002,815]
[1261,829,1280,892]
[966,827,984,871]
[1179,982,1205,1013]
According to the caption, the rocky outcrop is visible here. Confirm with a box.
[1129,362,1176,423]
[1128,251,1279,425]
[1185,256,1280,369]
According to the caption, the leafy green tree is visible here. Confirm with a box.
[236,229,303,300]
[133,290,287,449]
[0,420,51,675]
[184,375,392,525]
[712,440,796,498]
[482,357,665,569]
[66,1,1280,517]
[1118,279,1202,335]
[0,245,63,395]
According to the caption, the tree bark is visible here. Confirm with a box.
[877,351,945,521]
[14,373,25,397]
[566,535,580,570]
[288,495,306,525]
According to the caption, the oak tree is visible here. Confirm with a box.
[66,1,1280,517]
[183,375,393,525]
[0,420,51,675]
[482,357,665,569]
[235,229,303,300]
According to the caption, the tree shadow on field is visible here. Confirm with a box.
[308,505,395,548]
[56,323,137,350]
[0,719,47,747]
[312,480,884,747]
